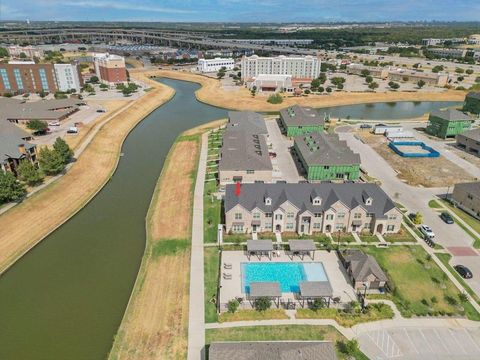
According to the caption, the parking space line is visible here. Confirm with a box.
[404,328,419,354]
[433,328,450,354]
[367,330,401,358]
[449,328,467,354]
[418,329,434,353]
[463,328,480,352]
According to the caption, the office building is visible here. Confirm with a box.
[54,64,83,92]
[7,45,43,59]
[0,62,57,95]
[93,53,127,86]
[197,58,235,73]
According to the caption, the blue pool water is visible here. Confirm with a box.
[241,262,328,293]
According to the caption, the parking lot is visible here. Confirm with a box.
[358,325,480,360]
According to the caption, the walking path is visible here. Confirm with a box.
[352,232,362,243]
[187,132,208,360]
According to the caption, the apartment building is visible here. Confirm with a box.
[7,45,43,59]
[456,128,480,156]
[54,63,83,92]
[468,35,480,45]
[241,55,321,82]
[279,105,325,137]
[218,111,273,186]
[197,58,235,73]
[224,183,402,235]
[293,133,361,181]
[0,121,37,175]
[0,62,57,95]
[427,48,467,59]
[93,53,127,86]
[452,182,480,220]
[464,92,480,115]
[421,38,465,46]
[248,74,293,93]
[425,109,473,139]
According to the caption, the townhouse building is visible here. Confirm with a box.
[452,182,480,220]
[464,92,480,115]
[224,183,402,235]
[425,109,473,139]
[0,121,37,175]
[279,105,325,137]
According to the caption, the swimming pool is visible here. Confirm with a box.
[241,262,329,293]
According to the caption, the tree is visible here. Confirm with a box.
[227,299,239,313]
[254,297,271,312]
[26,120,48,133]
[250,85,257,97]
[466,69,474,75]
[53,137,73,164]
[413,211,423,225]
[318,73,327,84]
[310,298,325,311]
[368,82,379,91]
[38,147,65,175]
[17,161,44,186]
[388,81,400,90]
[38,90,47,98]
[216,70,225,79]
[336,339,360,356]
[89,75,99,84]
[310,78,320,90]
[417,80,426,89]
[0,171,26,204]
[0,47,9,58]
[360,69,370,77]
[326,87,332,93]
[19,52,27,59]
[267,93,283,104]
[318,86,325,93]
[455,67,465,74]
[432,65,444,73]
[365,75,373,83]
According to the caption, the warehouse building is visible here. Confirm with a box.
[292,133,361,181]
[425,109,473,139]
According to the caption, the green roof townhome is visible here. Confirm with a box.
[224,183,402,235]
[209,341,337,360]
[452,182,480,220]
[338,249,388,292]
[425,109,473,139]
[456,128,480,157]
[279,105,325,137]
[0,121,37,175]
[293,132,361,181]
[218,111,272,185]
[463,92,480,115]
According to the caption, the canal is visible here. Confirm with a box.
[0,78,462,359]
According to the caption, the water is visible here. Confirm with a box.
[241,262,327,293]
[316,101,461,120]
[0,78,227,360]
[0,80,458,359]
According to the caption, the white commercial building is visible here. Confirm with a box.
[248,74,293,93]
[469,34,480,45]
[7,45,43,58]
[241,55,321,81]
[54,64,82,92]
[197,58,235,73]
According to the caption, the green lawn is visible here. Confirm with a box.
[359,233,379,243]
[428,199,442,209]
[205,325,369,360]
[205,248,220,323]
[436,253,480,307]
[441,200,480,248]
[219,309,289,322]
[362,246,480,320]
[383,225,416,243]
[204,181,221,244]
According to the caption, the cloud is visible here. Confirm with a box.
[64,1,198,14]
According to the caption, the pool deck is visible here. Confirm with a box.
[219,250,357,309]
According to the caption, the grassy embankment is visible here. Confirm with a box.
[438,199,480,249]
[0,74,175,274]
[140,69,466,112]
[206,326,369,360]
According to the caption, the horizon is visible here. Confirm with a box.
[1,0,480,23]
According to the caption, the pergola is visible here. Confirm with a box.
[298,281,333,308]
[246,240,274,260]
[248,281,282,308]
[288,239,317,260]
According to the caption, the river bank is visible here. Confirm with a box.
[136,69,467,111]
[0,75,174,274]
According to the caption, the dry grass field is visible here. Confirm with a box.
[0,75,175,274]
[139,69,466,112]
[109,121,223,360]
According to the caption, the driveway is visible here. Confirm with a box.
[266,119,303,183]
[358,326,480,360]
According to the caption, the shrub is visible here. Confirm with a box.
[254,297,272,312]
[309,298,325,311]
[445,295,458,306]
[27,119,48,133]
[17,160,44,186]
[267,93,283,104]
[431,296,438,304]
[227,299,239,313]
[336,339,360,356]
[413,211,423,225]
[326,87,332,93]
[458,293,469,303]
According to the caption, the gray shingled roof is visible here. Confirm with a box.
[219,111,272,172]
[225,183,396,219]
[459,128,480,142]
[454,181,480,195]
[430,109,472,122]
[341,249,388,283]
[209,341,337,360]
[280,105,325,127]
[247,240,273,252]
[0,98,84,122]
[467,92,480,100]
[289,239,316,252]
[294,132,361,166]
[299,281,333,298]
[249,282,281,297]
[0,121,35,163]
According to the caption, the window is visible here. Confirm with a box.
[286,223,294,230]
[265,223,272,229]
[265,212,272,218]
[337,212,345,219]
[335,223,344,230]
[265,197,272,205]
[275,214,283,220]
[232,224,244,233]
[313,223,321,229]
[387,225,395,231]
[326,214,334,220]
[354,213,362,219]
[246,170,255,174]
[366,213,374,218]
[253,213,260,219]
[388,215,397,220]
[363,223,370,229]
[287,212,294,218]
[0,69,11,90]
[314,213,322,218]
[234,213,242,220]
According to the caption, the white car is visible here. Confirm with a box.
[420,224,435,239]
[48,121,60,126]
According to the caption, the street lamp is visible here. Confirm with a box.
[337,230,341,250]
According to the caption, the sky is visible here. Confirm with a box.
[0,0,479,22]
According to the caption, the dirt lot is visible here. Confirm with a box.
[358,132,475,187]
[138,69,466,112]
[0,74,175,274]
[109,122,223,360]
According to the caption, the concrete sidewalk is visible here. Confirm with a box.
[187,132,208,360]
